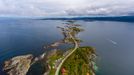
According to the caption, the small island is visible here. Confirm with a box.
[3,21,98,75]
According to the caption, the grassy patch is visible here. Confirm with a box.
[60,46,96,75]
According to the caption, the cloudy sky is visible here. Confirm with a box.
[0,0,134,17]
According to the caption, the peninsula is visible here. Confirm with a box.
[3,21,98,75]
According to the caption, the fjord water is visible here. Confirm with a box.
[0,18,134,75]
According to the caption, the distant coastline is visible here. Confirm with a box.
[1,16,134,23]
[38,16,134,22]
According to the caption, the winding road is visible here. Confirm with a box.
[55,32,79,75]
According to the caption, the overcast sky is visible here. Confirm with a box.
[0,0,134,17]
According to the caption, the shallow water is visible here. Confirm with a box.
[0,19,134,75]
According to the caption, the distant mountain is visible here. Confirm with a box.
[40,16,134,22]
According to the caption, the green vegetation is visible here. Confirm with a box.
[58,20,84,45]
[49,69,56,75]
[49,50,63,66]
[48,50,63,75]
[60,46,97,75]
[65,38,83,44]
[70,27,84,35]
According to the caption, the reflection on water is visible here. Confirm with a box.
[0,19,134,75]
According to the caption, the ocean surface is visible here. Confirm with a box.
[0,18,134,75]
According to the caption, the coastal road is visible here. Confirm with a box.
[55,32,79,75]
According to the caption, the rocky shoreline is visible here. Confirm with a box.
[3,54,33,75]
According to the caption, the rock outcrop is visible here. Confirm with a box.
[3,54,33,75]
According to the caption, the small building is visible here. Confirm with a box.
[61,67,67,75]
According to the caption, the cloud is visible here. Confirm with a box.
[65,4,134,16]
[0,0,134,17]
